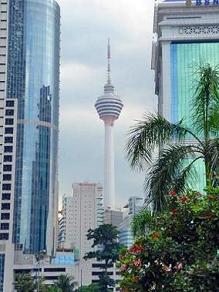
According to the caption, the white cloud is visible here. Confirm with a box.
[57,0,156,206]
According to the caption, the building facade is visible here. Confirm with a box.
[119,196,143,248]
[0,0,60,290]
[152,0,219,189]
[59,183,104,286]
[2,0,60,255]
[104,209,123,227]
[59,183,104,256]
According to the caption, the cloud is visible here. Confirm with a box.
[58,0,156,207]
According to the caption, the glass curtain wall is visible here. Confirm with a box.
[170,42,219,190]
[0,254,5,292]
[7,0,60,253]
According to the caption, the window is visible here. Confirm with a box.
[2,184,11,191]
[4,136,13,143]
[3,165,12,171]
[6,100,14,107]
[44,268,65,272]
[2,193,10,200]
[0,223,9,230]
[1,213,10,220]
[5,127,13,134]
[5,118,13,125]
[5,109,14,116]
[0,233,8,240]
[1,203,10,210]
[4,146,13,153]
[3,174,11,181]
[0,233,9,240]
[4,155,12,162]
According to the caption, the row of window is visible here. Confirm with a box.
[0,102,15,243]
[2,184,11,190]
[3,164,12,171]
[0,233,8,240]
[1,193,10,200]
[1,213,9,220]
[3,155,12,162]
[0,104,14,238]
[1,203,10,210]
[5,127,13,134]
[0,223,9,230]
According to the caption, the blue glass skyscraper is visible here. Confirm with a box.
[7,0,60,254]
[152,1,219,191]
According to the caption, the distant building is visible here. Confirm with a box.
[128,197,144,216]
[58,183,104,286]
[59,183,104,256]
[13,248,79,287]
[119,196,144,248]
[104,209,123,227]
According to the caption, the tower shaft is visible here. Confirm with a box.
[95,40,123,210]
[104,121,115,209]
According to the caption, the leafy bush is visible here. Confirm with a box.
[119,189,219,291]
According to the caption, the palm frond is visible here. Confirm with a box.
[173,156,202,194]
[208,107,219,135]
[131,209,153,238]
[145,144,199,212]
[126,114,194,170]
[192,64,219,136]
[206,138,219,175]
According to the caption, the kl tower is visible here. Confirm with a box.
[95,40,123,210]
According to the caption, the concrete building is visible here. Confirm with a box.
[59,183,104,256]
[13,248,79,287]
[95,40,123,210]
[128,196,144,216]
[0,0,60,291]
[152,0,219,190]
[104,209,123,227]
[58,183,104,286]
[119,196,144,248]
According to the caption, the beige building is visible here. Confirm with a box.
[104,209,123,227]
[59,182,104,285]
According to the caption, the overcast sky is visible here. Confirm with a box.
[57,0,157,208]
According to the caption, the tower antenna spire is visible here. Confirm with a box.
[107,38,111,84]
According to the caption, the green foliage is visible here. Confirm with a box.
[84,224,121,269]
[84,224,121,291]
[14,273,36,292]
[77,283,101,292]
[170,259,219,291]
[119,189,219,291]
[126,64,219,212]
[54,274,77,292]
[46,286,61,292]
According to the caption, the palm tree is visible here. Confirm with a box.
[126,64,219,213]
[54,274,77,292]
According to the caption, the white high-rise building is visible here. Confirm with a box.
[58,183,104,286]
[59,183,104,257]
[95,40,123,210]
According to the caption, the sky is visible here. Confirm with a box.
[57,0,157,208]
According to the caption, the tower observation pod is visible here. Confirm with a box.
[95,40,123,210]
